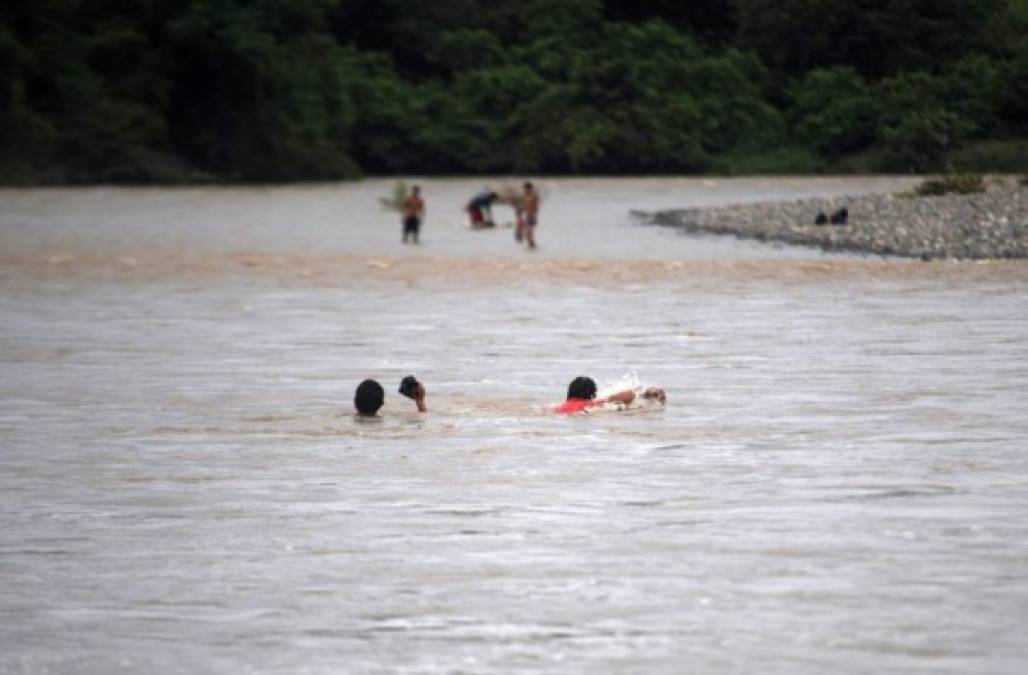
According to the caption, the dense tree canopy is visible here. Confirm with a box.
[1,0,1026,182]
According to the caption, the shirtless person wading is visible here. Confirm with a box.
[402,186,424,244]
[521,182,540,249]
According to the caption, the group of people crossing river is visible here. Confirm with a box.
[398,181,541,249]
[352,375,666,417]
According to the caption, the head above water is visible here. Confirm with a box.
[398,375,420,399]
[567,376,597,400]
[354,379,385,416]
[524,182,534,191]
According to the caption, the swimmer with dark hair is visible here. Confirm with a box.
[398,375,427,412]
[354,376,427,416]
[554,376,665,414]
[354,379,385,417]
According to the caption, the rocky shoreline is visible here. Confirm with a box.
[637,178,1028,260]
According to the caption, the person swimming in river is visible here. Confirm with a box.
[553,376,666,414]
[466,190,498,229]
[354,376,426,417]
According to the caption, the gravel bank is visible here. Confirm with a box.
[637,178,1028,259]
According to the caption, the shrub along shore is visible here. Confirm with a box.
[638,178,1028,260]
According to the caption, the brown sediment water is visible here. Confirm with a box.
[5,246,1028,287]
[1,178,1027,673]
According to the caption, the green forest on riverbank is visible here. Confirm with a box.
[2,0,1027,184]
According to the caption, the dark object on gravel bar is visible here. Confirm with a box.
[815,212,828,225]
[830,208,848,225]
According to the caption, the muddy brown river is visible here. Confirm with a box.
[2,178,1026,673]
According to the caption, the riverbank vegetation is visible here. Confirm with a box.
[3,0,1027,184]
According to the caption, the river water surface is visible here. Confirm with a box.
[2,178,1027,674]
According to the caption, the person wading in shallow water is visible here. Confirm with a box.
[553,376,666,414]
[401,185,424,244]
[466,190,498,228]
[521,182,540,249]
[354,376,426,417]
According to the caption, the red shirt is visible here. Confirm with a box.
[553,398,602,414]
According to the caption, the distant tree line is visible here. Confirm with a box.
[2,0,1026,183]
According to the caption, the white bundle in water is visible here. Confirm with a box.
[494,183,525,210]
[596,372,642,400]
[595,372,665,411]
[379,181,408,212]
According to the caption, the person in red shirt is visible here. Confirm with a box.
[553,376,665,414]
